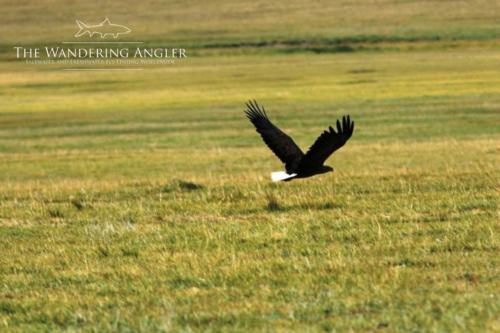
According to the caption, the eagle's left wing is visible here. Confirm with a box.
[245,100,304,174]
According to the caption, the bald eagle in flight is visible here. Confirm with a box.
[245,100,354,182]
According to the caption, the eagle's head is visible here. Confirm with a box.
[320,165,334,174]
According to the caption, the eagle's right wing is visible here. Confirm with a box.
[297,115,354,172]
[245,100,304,173]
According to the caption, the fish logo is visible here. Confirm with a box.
[75,18,131,38]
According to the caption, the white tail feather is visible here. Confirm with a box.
[271,171,297,182]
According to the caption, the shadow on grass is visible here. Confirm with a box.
[266,193,282,212]
[266,193,339,212]
[162,180,205,193]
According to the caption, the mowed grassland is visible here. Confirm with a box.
[1,1,500,332]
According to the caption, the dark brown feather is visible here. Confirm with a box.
[296,115,354,173]
[244,100,304,173]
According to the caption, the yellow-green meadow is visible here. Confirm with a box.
[1,1,499,331]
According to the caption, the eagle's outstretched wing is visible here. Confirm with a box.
[297,115,354,172]
[245,100,304,173]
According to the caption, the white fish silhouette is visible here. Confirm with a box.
[75,18,131,38]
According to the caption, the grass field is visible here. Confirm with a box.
[1,1,500,331]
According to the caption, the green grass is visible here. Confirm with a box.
[2,0,500,46]
[1,0,500,331]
